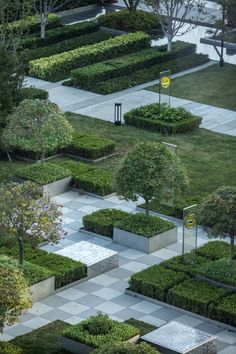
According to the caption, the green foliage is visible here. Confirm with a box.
[22,261,54,286]
[92,53,208,94]
[196,241,236,260]
[124,319,156,336]
[161,253,209,277]
[129,265,188,301]
[114,142,188,214]
[0,342,22,354]
[199,258,236,287]
[83,209,129,238]
[23,31,114,63]
[71,42,195,89]
[209,293,236,327]
[19,87,49,101]
[62,314,139,348]
[167,279,231,317]
[15,163,71,185]
[115,212,175,237]
[28,32,150,80]
[65,133,115,160]
[19,21,99,50]
[124,103,202,134]
[94,341,159,354]
[97,9,158,32]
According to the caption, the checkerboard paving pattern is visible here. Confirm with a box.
[1,191,235,353]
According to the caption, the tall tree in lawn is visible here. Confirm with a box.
[114,142,188,215]
[144,0,205,51]
[0,181,66,267]
[197,186,236,268]
[0,256,31,332]
[2,99,74,166]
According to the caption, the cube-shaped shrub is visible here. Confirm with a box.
[196,241,236,261]
[198,258,236,287]
[209,294,236,327]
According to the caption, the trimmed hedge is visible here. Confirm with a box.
[22,260,54,286]
[20,21,99,50]
[19,87,49,101]
[0,342,22,354]
[115,213,175,238]
[209,294,236,327]
[129,265,188,301]
[65,133,115,160]
[196,241,236,260]
[167,279,230,317]
[198,258,236,287]
[124,103,202,134]
[83,209,129,238]
[23,31,115,63]
[15,163,71,185]
[92,53,209,94]
[28,32,151,80]
[62,314,139,348]
[71,42,196,89]
[94,342,159,354]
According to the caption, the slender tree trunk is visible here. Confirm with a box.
[40,138,45,166]
[228,235,235,267]
[167,35,172,52]
[40,19,46,39]
[17,235,24,268]
[145,198,149,215]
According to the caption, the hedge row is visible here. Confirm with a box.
[19,87,49,101]
[65,133,115,160]
[71,42,196,89]
[124,103,202,134]
[83,209,130,238]
[196,240,236,260]
[23,31,114,63]
[20,21,99,50]
[90,53,209,94]
[198,258,236,287]
[28,32,151,80]
[209,294,236,327]
[22,260,54,286]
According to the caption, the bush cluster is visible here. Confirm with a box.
[15,163,71,185]
[0,342,22,354]
[124,103,202,134]
[28,32,150,80]
[115,213,175,237]
[83,209,129,238]
[62,314,139,348]
[198,258,236,287]
[71,42,195,89]
[196,240,236,260]
[97,9,159,33]
[65,133,115,160]
[19,87,49,101]
[92,53,209,94]
[20,21,99,50]
[94,342,159,354]
[129,265,188,301]
[161,253,209,277]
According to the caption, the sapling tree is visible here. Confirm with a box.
[2,99,74,165]
[0,181,66,267]
[0,256,31,332]
[144,0,205,51]
[114,142,188,215]
[197,186,236,267]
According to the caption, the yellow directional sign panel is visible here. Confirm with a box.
[184,213,197,229]
[161,76,171,89]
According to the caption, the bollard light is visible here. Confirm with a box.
[114,103,122,126]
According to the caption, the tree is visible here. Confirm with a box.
[0,181,66,267]
[220,0,236,27]
[123,0,141,13]
[197,186,236,268]
[114,142,188,215]
[0,256,31,332]
[2,99,74,165]
[144,0,205,51]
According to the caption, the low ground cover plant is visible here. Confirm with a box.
[83,209,129,238]
[114,213,175,237]
[62,314,139,348]
[124,103,202,134]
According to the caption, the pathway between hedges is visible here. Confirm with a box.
[1,191,236,354]
[25,61,236,137]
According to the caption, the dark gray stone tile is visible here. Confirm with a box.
[112,294,141,307]
[106,267,133,280]
[41,309,71,321]
[152,308,181,322]
[76,295,105,308]
[41,295,70,308]
[195,322,225,335]
[115,308,144,320]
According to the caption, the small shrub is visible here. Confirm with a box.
[82,314,112,335]
[115,213,175,237]
[209,294,236,327]
[129,265,188,301]
[19,87,49,101]
[198,258,236,287]
[124,318,156,336]
[94,341,159,354]
[15,163,71,185]
[0,342,22,354]
[83,209,129,238]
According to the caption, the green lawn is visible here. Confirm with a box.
[147,63,236,111]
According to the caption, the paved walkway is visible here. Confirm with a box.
[25,61,236,137]
[1,191,236,353]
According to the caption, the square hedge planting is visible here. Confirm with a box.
[198,258,236,287]
[129,264,188,301]
[62,314,140,349]
[82,208,130,238]
[208,294,236,327]
[124,103,202,134]
[196,240,236,260]
[65,133,115,160]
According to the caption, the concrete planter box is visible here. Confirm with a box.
[29,276,55,303]
[113,227,177,253]
[61,334,140,354]
[43,176,72,197]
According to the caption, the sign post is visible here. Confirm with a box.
[159,70,171,107]
[182,204,198,262]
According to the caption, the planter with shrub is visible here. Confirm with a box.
[94,341,160,354]
[113,213,177,253]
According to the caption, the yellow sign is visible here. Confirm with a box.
[161,76,171,89]
[184,213,196,229]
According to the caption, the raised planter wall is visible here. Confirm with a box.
[29,276,55,303]
[43,176,72,197]
[113,227,178,253]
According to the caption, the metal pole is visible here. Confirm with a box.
[219,4,225,67]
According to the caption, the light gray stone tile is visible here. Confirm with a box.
[92,287,122,300]
[56,288,87,301]
[23,317,51,330]
[121,261,149,272]
[28,302,53,316]
[130,301,162,315]
[139,315,166,327]
[90,274,118,286]
[58,302,89,315]
[95,301,126,315]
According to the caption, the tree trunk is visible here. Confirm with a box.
[145,199,149,216]
[228,235,235,267]
[40,19,46,39]
[167,36,172,52]
[40,139,45,166]
[17,236,24,268]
